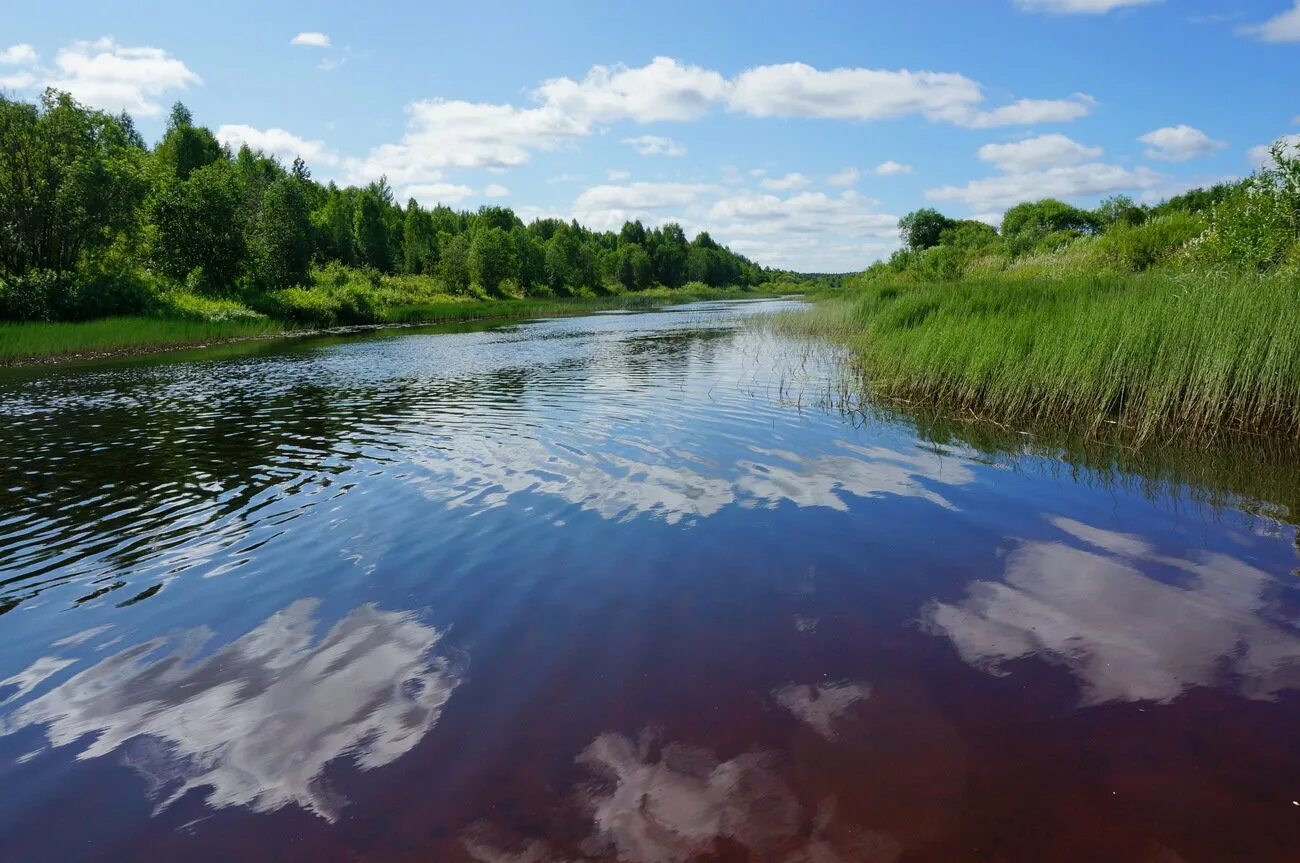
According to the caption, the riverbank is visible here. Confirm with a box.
[775,271,1300,445]
[0,284,793,366]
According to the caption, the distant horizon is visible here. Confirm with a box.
[2,1,1297,271]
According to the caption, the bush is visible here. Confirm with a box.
[0,270,64,321]
[1094,212,1206,272]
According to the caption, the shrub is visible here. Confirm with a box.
[1094,212,1206,272]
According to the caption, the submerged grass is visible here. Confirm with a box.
[776,271,1300,444]
[0,317,285,363]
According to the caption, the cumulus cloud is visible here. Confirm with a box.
[1238,2,1300,42]
[1249,134,1300,166]
[605,168,631,181]
[978,133,1103,172]
[827,167,861,186]
[483,183,510,198]
[345,98,587,185]
[290,32,332,48]
[959,94,1097,128]
[406,182,477,205]
[0,70,37,90]
[728,62,983,121]
[927,162,1162,211]
[760,172,811,191]
[535,56,727,123]
[1015,0,1160,12]
[216,124,338,166]
[622,133,686,157]
[1138,124,1227,162]
[0,43,38,65]
[42,38,200,116]
[873,160,915,176]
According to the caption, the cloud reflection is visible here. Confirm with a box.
[773,681,872,740]
[466,729,901,863]
[925,517,1300,704]
[1,600,462,821]
[415,436,973,526]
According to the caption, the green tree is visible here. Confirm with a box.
[544,232,576,292]
[150,160,245,291]
[1001,199,1101,245]
[402,199,436,274]
[468,226,518,293]
[616,242,653,290]
[154,101,223,180]
[352,182,393,271]
[899,208,954,251]
[0,90,147,280]
[437,231,470,292]
[652,222,688,288]
[248,176,313,290]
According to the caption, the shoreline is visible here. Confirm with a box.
[0,288,797,369]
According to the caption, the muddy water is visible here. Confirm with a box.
[0,298,1296,862]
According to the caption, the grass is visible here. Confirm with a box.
[775,271,1300,444]
[0,317,286,363]
[0,281,794,365]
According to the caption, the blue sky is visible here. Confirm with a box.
[3,0,1298,271]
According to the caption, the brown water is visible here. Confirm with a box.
[0,298,1296,862]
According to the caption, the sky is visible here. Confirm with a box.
[2,0,1298,272]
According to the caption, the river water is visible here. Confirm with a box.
[0,298,1296,862]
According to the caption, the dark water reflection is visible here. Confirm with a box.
[0,299,1296,861]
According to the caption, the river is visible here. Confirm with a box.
[0,298,1296,862]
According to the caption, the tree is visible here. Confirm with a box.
[1095,195,1147,228]
[352,183,392,271]
[619,220,647,247]
[652,223,688,287]
[468,227,518,293]
[248,176,313,290]
[402,199,436,275]
[1001,199,1101,243]
[544,232,576,292]
[938,219,1000,252]
[616,242,653,290]
[154,101,223,180]
[0,90,147,280]
[513,228,545,291]
[150,161,245,291]
[437,231,470,292]
[899,208,954,251]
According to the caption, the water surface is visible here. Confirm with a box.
[0,299,1296,862]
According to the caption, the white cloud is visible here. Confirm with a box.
[1015,0,1160,12]
[0,43,37,65]
[44,38,200,116]
[760,172,811,191]
[216,124,338,166]
[0,71,37,90]
[978,133,1103,172]
[621,133,686,157]
[1249,134,1300,167]
[406,182,476,205]
[605,169,630,181]
[290,32,332,48]
[1239,2,1300,42]
[873,160,915,176]
[959,94,1097,128]
[928,162,1163,210]
[1138,124,1227,162]
[345,98,587,184]
[534,56,727,123]
[728,62,983,121]
[483,183,509,198]
[575,181,715,211]
[827,167,861,186]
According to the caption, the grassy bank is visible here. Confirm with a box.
[0,281,792,365]
[777,271,1300,444]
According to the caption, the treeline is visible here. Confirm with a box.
[0,90,774,323]
[869,142,1300,283]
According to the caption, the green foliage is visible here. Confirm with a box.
[1094,212,1205,272]
[899,208,954,251]
[247,177,313,290]
[0,90,774,326]
[467,227,518,294]
[149,161,246,292]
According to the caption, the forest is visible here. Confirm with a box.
[0,90,781,330]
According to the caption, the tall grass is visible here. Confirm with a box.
[778,272,1300,443]
[0,317,285,363]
